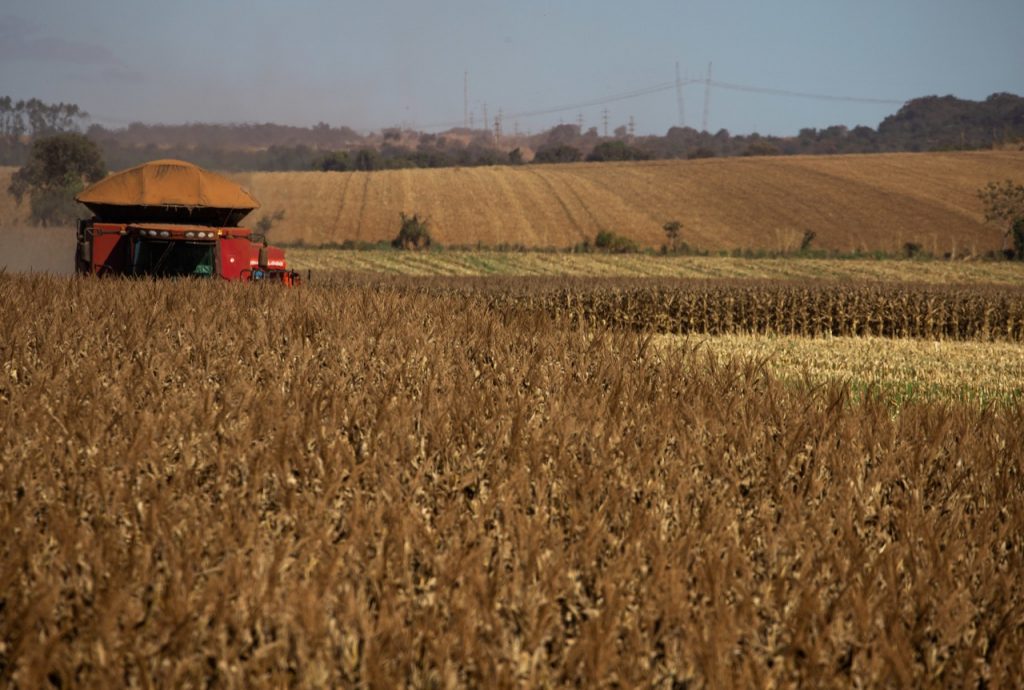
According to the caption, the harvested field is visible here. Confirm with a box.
[667,333,1024,405]
[2,274,1023,688]
[229,151,1024,252]
[290,247,1024,283]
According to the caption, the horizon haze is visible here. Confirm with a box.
[1,0,1023,137]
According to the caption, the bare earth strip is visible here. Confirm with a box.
[288,249,1024,284]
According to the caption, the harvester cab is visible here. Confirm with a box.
[74,159,298,284]
[240,238,301,285]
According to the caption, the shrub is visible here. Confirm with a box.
[533,144,582,164]
[742,141,780,157]
[594,230,639,253]
[585,141,653,162]
[903,241,923,258]
[392,212,433,250]
[688,147,716,159]
[800,230,817,252]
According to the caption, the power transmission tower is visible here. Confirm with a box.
[702,62,712,133]
[577,112,584,131]
[602,108,609,137]
[628,115,635,137]
[482,103,488,136]
[675,61,685,127]
[463,71,469,128]
[495,108,503,141]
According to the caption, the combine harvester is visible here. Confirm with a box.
[74,159,300,284]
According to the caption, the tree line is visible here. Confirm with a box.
[0,97,89,165]
[1,93,1022,174]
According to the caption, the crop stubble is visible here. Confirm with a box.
[1,274,1022,688]
[289,249,1024,283]
[232,151,1024,251]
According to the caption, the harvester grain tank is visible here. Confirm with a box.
[74,159,299,283]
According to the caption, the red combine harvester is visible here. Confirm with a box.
[74,159,300,284]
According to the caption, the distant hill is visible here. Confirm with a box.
[876,93,1024,151]
[229,151,1024,255]
[4,150,1022,255]
[89,93,1024,171]
[644,93,1024,159]
[2,93,1023,171]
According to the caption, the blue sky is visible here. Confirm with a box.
[1,0,1022,136]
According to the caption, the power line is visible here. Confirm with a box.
[709,80,904,105]
[506,81,679,121]
[420,76,906,132]
[675,61,685,127]
[702,62,712,133]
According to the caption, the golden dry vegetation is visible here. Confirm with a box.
[289,247,1024,283]
[666,333,1024,405]
[231,151,1024,252]
[2,274,1023,688]
[455,277,1024,341]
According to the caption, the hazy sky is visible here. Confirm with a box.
[2,0,1022,136]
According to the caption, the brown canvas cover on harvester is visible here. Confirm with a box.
[76,159,260,226]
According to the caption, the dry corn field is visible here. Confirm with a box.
[429,277,1024,341]
[2,273,1023,688]
[228,151,1024,252]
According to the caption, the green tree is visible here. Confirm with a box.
[533,144,581,164]
[586,140,652,162]
[742,140,780,157]
[594,230,638,253]
[315,151,351,171]
[8,132,106,226]
[978,180,1024,258]
[354,148,380,171]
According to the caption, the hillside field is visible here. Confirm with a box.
[227,151,1024,252]
[3,151,1024,255]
